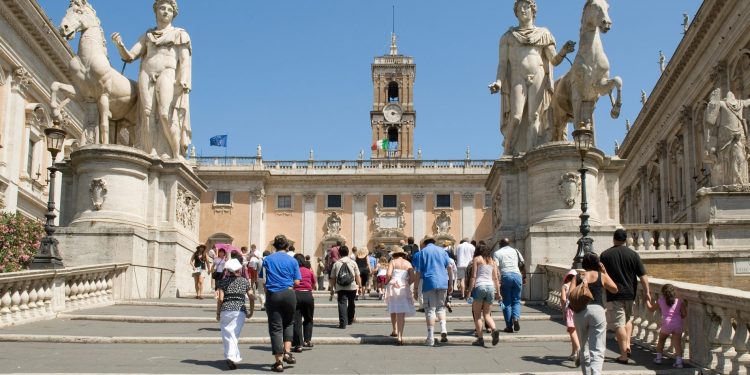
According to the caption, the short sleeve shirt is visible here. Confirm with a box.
[218,276,250,312]
[493,246,524,275]
[600,245,647,301]
[413,243,450,292]
[263,252,302,293]
[331,257,360,291]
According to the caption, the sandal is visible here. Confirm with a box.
[272,361,284,372]
[302,341,313,348]
[291,346,302,353]
[283,352,296,364]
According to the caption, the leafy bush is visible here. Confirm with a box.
[0,212,45,272]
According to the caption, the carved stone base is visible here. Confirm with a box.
[695,188,750,250]
[55,145,207,298]
[486,143,624,301]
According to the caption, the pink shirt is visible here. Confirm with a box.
[294,267,316,291]
[658,296,684,333]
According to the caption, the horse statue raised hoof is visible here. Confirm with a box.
[550,0,623,142]
[51,0,138,146]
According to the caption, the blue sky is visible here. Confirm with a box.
[37,0,703,160]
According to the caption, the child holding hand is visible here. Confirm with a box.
[646,284,687,368]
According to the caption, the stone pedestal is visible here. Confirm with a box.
[486,143,625,300]
[55,145,207,298]
[695,186,750,249]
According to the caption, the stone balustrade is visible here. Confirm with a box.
[542,263,750,374]
[622,224,711,251]
[0,264,128,328]
[195,157,494,175]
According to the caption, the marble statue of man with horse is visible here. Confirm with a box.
[490,0,622,155]
[51,0,192,160]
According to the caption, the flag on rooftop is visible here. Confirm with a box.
[210,135,228,147]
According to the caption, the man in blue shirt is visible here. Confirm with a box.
[412,236,453,346]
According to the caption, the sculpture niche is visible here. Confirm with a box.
[549,0,622,142]
[52,0,138,146]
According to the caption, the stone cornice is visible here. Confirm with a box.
[1,0,75,84]
[619,0,727,157]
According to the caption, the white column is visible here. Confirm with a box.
[353,193,366,248]
[461,192,476,239]
[302,193,316,256]
[249,188,265,248]
[412,192,425,241]
[2,70,30,212]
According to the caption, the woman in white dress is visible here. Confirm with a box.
[385,245,416,345]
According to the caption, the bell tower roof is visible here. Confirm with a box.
[390,33,398,56]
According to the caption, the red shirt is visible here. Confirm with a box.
[293,267,316,291]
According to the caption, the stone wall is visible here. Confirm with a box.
[642,250,750,291]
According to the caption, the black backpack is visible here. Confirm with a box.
[336,262,354,286]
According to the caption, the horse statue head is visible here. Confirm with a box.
[582,0,612,34]
[60,0,100,40]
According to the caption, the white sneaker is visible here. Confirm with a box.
[424,338,435,347]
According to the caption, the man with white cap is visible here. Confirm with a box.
[216,258,254,370]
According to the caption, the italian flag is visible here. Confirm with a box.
[371,139,390,150]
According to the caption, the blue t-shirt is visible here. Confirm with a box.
[368,255,376,269]
[263,252,301,293]
[413,243,450,292]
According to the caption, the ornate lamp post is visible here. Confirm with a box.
[30,121,67,269]
[572,128,594,269]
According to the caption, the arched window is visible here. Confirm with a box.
[387,82,399,103]
[207,233,233,249]
[387,127,399,143]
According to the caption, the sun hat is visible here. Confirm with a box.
[390,245,407,257]
[563,269,577,282]
[225,259,243,273]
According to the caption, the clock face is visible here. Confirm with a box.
[383,103,403,123]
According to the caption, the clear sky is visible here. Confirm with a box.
[36,0,703,161]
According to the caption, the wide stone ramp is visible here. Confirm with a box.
[0,294,698,374]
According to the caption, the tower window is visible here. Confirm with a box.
[388,127,399,143]
[387,82,400,103]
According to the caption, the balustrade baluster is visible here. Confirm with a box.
[64,281,71,302]
[9,284,21,313]
[733,316,750,375]
[637,234,645,251]
[667,232,675,251]
[27,284,38,311]
[716,309,737,375]
[0,287,11,314]
[632,294,645,339]
[69,279,79,301]
[19,282,29,312]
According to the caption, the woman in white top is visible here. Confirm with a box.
[468,243,501,347]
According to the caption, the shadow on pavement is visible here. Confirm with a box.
[521,355,576,368]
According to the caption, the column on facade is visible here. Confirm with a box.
[2,68,32,212]
[302,193,316,256]
[352,193,367,248]
[657,141,668,223]
[682,107,697,221]
[249,188,265,249]
[638,166,648,223]
[461,192,475,240]
[412,192,425,242]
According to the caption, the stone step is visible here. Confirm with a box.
[58,313,560,324]
[0,342,699,374]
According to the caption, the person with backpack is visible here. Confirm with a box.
[329,246,361,329]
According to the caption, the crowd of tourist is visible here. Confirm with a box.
[193,228,682,373]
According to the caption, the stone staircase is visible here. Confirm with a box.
[0,291,698,374]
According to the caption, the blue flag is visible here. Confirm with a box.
[210,135,228,147]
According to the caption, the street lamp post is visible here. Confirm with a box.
[572,128,594,269]
[30,121,67,270]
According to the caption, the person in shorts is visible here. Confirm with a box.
[600,228,651,364]
[412,236,453,346]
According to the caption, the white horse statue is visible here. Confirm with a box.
[549,0,622,142]
[51,0,138,145]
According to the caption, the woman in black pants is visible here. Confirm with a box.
[262,235,301,372]
[291,254,316,352]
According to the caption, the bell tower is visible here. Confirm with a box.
[371,33,416,159]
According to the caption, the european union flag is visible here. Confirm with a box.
[210,135,228,147]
